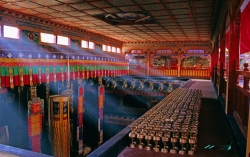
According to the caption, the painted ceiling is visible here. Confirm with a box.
[0,0,224,43]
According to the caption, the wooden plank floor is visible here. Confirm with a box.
[118,79,240,157]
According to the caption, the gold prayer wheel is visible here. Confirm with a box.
[49,96,70,157]
[128,88,202,155]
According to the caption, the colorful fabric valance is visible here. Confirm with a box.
[0,58,129,88]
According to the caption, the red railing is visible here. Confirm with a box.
[180,67,210,78]
[128,66,211,78]
[150,66,178,76]
[129,66,147,76]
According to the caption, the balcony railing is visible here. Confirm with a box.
[234,63,250,138]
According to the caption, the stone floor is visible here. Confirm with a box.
[188,79,217,99]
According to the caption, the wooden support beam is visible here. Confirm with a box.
[225,11,240,114]
[219,33,226,96]
[177,53,181,77]
[213,47,219,86]
[246,97,250,157]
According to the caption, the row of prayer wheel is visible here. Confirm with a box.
[129,88,202,155]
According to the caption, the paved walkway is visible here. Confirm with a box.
[188,79,217,99]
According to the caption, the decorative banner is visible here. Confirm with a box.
[77,85,84,155]
[20,67,24,87]
[98,85,104,144]
[29,68,33,86]
[38,67,42,84]
[49,96,70,157]
[0,67,1,89]
[0,57,129,88]
[53,67,56,83]
[27,97,44,153]
[46,67,50,84]
[9,68,14,89]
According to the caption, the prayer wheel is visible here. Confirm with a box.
[128,88,202,155]
[49,96,70,157]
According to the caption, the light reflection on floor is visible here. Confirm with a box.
[0,152,20,157]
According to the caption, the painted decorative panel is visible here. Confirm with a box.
[71,39,81,49]
[151,54,178,67]
[182,54,210,67]
[125,54,147,66]
[22,30,39,44]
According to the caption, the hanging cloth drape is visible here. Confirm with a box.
[240,0,250,54]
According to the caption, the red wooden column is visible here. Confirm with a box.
[218,33,226,96]
[177,53,181,77]
[147,52,150,76]
[211,52,214,81]
[225,13,240,114]
[213,46,219,86]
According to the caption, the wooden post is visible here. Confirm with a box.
[147,52,150,76]
[243,63,249,90]
[219,33,226,96]
[246,92,250,157]
[243,63,249,127]
[225,12,240,114]
[211,53,214,82]
[213,47,219,86]
[177,53,181,77]
[213,64,217,85]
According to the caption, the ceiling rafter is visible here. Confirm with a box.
[187,0,200,41]
[131,0,177,41]
[210,0,217,40]
[160,0,189,41]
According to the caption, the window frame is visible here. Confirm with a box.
[89,41,95,49]
[40,32,56,44]
[57,35,70,46]
[81,40,88,48]
[3,25,20,39]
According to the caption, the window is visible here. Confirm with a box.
[187,49,204,53]
[117,48,121,53]
[57,35,69,46]
[112,47,116,53]
[102,45,107,51]
[3,25,20,39]
[107,46,111,52]
[156,49,172,53]
[81,40,88,48]
[89,41,95,49]
[131,50,142,53]
[41,33,55,44]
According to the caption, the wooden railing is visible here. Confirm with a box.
[234,63,250,138]
[180,67,210,78]
[150,67,178,76]
[129,66,147,75]
[128,66,211,78]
